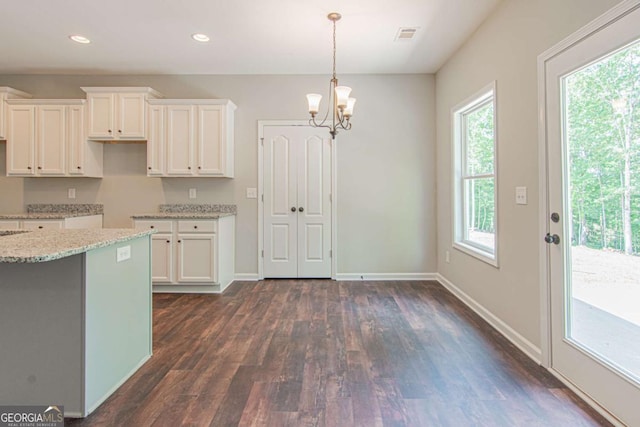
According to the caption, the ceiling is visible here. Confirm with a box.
[0,0,501,75]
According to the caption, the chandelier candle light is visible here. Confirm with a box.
[306,12,356,139]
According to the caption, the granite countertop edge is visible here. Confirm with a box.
[131,212,236,219]
[0,229,155,264]
[0,212,105,220]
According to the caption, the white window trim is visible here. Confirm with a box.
[452,81,499,267]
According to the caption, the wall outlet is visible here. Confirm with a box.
[515,186,527,205]
[189,188,197,199]
[68,188,76,199]
[116,245,131,262]
[246,187,257,199]
[445,250,450,263]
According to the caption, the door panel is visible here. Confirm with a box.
[297,133,332,277]
[198,105,224,175]
[38,106,66,175]
[544,4,640,425]
[263,126,332,278]
[166,106,194,175]
[6,105,36,175]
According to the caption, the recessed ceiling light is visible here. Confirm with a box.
[192,33,210,43]
[69,35,91,44]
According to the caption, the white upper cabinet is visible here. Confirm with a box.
[81,87,162,141]
[0,87,31,140]
[5,99,103,177]
[146,99,235,177]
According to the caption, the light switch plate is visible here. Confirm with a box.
[515,186,527,205]
[68,188,76,199]
[116,245,131,262]
[189,188,197,199]
[246,187,258,199]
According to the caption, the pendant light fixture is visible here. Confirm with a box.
[306,12,356,139]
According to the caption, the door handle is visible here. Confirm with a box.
[544,233,560,245]
[298,207,304,212]
[291,207,296,212]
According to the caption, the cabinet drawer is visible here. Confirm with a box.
[178,220,216,233]
[134,220,173,233]
[22,220,64,230]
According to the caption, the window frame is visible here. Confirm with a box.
[452,81,499,267]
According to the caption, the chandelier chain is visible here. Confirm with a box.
[332,19,337,80]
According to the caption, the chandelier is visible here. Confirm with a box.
[306,12,356,139]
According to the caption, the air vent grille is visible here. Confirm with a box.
[395,27,418,41]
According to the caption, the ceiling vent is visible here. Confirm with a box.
[395,27,418,41]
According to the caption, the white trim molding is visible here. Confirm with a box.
[234,273,260,281]
[335,273,438,281]
[436,273,542,364]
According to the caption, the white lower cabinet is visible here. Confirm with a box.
[134,216,234,292]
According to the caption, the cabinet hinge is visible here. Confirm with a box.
[329,193,332,202]
[329,249,332,258]
[261,250,264,258]
[260,137,264,146]
[261,194,264,202]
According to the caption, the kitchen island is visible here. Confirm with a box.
[0,228,154,417]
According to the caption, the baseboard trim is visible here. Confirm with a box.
[547,368,624,427]
[435,273,542,364]
[335,273,438,281]
[234,273,260,281]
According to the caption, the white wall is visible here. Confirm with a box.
[435,0,622,350]
[0,74,436,276]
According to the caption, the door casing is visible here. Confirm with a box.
[257,121,338,280]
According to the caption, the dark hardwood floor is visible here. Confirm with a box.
[67,280,611,426]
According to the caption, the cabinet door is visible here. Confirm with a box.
[117,93,146,139]
[67,105,86,175]
[177,233,217,283]
[166,105,195,175]
[146,105,165,176]
[0,93,7,140]
[37,105,66,175]
[151,234,174,283]
[6,105,36,176]
[196,105,226,176]
[86,93,115,138]
[0,220,20,229]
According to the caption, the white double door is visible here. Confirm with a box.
[263,125,332,278]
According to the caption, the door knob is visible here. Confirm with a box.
[299,207,304,212]
[291,207,296,212]
[544,233,560,245]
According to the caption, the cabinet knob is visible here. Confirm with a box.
[37,166,42,170]
[194,225,198,229]
[108,129,112,133]
[148,166,152,170]
[77,166,82,170]
[178,240,182,243]
[118,130,122,133]
[38,226,43,229]
[166,240,170,243]
[150,225,155,229]
[299,207,304,212]
[27,166,32,170]
[198,166,201,170]
[188,166,192,170]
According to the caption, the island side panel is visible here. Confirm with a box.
[0,255,84,416]
[83,235,152,415]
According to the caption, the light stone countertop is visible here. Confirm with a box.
[131,212,235,220]
[0,229,155,263]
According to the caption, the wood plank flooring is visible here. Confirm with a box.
[66,280,611,426]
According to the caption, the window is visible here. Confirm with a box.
[453,82,498,266]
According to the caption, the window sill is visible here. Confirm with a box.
[453,241,499,268]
